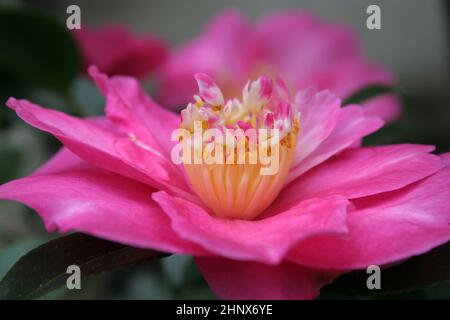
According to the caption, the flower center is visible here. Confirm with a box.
[178,74,300,220]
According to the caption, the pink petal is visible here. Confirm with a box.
[291,88,341,167]
[152,191,350,264]
[329,60,402,122]
[243,76,273,109]
[362,94,402,123]
[288,105,384,182]
[0,169,205,255]
[253,12,400,122]
[73,25,168,78]
[253,11,359,86]
[194,73,224,106]
[324,59,392,95]
[33,147,91,176]
[5,98,190,198]
[288,167,450,269]
[196,257,339,300]
[88,69,192,196]
[440,152,450,166]
[274,144,444,211]
[158,10,252,107]
[159,10,401,120]
[33,117,115,176]
[89,66,180,158]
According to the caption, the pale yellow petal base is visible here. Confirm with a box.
[184,145,295,220]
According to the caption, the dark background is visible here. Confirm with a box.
[0,0,449,299]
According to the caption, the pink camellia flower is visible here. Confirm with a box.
[1,67,449,300]
[73,25,168,78]
[158,10,401,122]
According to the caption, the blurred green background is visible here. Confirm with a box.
[0,0,449,299]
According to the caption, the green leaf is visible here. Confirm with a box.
[0,233,169,299]
[323,242,450,296]
[343,84,400,105]
[0,7,81,94]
